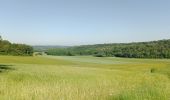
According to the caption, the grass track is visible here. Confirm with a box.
[0,56,170,100]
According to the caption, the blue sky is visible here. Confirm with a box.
[0,0,170,45]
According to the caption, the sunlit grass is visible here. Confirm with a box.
[0,56,169,100]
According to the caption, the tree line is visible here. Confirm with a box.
[46,39,170,58]
[0,36,33,56]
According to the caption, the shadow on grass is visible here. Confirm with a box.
[0,64,15,73]
[150,67,170,79]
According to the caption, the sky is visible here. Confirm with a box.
[0,0,170,46]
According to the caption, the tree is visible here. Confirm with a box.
[46,39,170,58]
[0,37,33,56]
[0,36,2,41]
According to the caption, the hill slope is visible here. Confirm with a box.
[46,39,170,58]
[0,37,33,56]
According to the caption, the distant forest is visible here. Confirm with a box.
[0,36,33,56]
[46,39,170,58]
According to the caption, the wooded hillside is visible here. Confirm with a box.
[46,39,170,58]
[0,36,33,56]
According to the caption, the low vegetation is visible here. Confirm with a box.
[0,56,169,100]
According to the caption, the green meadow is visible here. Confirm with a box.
[0,56,170,100]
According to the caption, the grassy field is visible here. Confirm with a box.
[0,56,170,100]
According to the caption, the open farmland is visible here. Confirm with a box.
[0,56,170,100]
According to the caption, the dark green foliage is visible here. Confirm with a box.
[46,39,170,58]
[0,64,14,73]
[67,51,74,56]
[0,37,33,56]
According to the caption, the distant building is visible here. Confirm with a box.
[33,52,47,56]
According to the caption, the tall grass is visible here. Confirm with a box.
[0,56,169,100]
